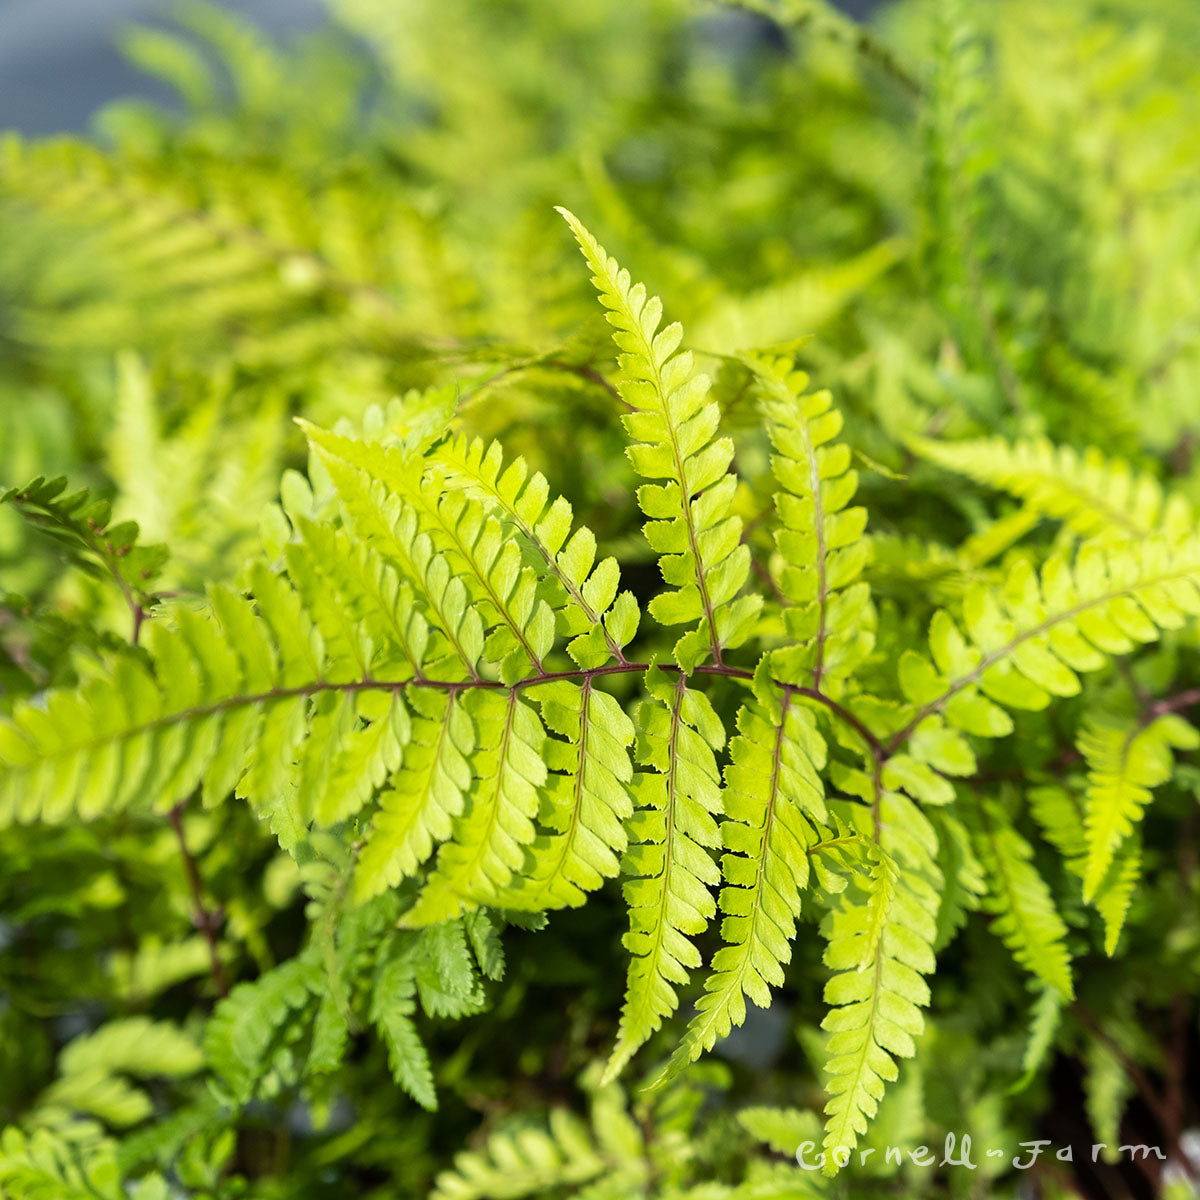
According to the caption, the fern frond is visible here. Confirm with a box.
[34,1019,202,1131]
[295,428,486,679]
[654,683,827,1086]
[0,1126,125,1200]
[1077,711,1197,900]
[819,791,939,1171]
[433,435,640,669]
[496,680,637,911]
[604,667,725,1082]
[559,209,761,672]
[893,537,1200,794]
[1009,986,1063,1094]
[967,797,1074,998]
[910,435,1193,542]
[1,474,167,613]
[304,424,555,683]
[755,356,874,692]
[737,1105,823,1158]
[371,939,437,1111]
[354,689,476,902]
[403,690,548,926]
[1084,1036,1134,1164]
[1028,782,1141,956]
[429,1086,647,1200]
[203,952,327,1106]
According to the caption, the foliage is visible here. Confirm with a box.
[2,2,1200,1199]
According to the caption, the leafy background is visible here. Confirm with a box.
[1,1,1199,1198]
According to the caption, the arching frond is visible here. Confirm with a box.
[894,537,1200,804]
[559,209,762,672]
[911,435,1193,542]
[433,435,640,669]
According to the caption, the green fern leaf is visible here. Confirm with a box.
[204,953,324,1105]
[755,355,874,692]
[428,1085,646,1200]
[433,435,640,669]
[0,1127,124,1200]
[910,435,1193,543]
[559,209,761,672]
[654,682,827,1086]
[894,537,1200,793]
[354,689,476,903]
[371,944,437,1111]
[1009,987,1062,1094]
[604,667,725,1082]
[304,423,555,684]
[819,791,939,1172]
[1077,711,1197,900]
[967,798,1074,999]
[1,474,168,613]
[496,679,636,911]
[403,690,548,926]
[1028,783,1142,956]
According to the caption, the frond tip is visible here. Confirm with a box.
[558,208,762,672]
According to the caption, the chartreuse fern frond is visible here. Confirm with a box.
[432,435,640,669]
[559,209,761,672]
[302,423,556,685]
[0,582,380,845]
[401,689,548,925]
[1077,710,1197,901]
[653,677,829,1087]
[0,1126,128,1200]
[203,950,330,1106]
[1029,783,1141,956]
[495,679,637,912]
[965,796,1074,998]
[737,1105,823,1158]
[1010,986,1063,1095]
[603,666,725,1082]
[910,435,1193,542]
[891,537,1200,807]
[354,689,476,902]
[31,1019,202,1131]
[429,1084,647,1200]
[818,789,940,1171]
[1,474,168,616]
[754,355,874,692]
[308,422,643,921]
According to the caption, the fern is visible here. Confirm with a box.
[911,435,1193,543]
[1028,782,1142,956]
[1,475,167,629]
[559,208,762,672]
[604,667,725,1081]
[656,681,828,1086]
[432,435,640,670]
[817,790,940,1169]
[0,1126,128,1200]
[893,538,1200,805]
[7,55,1200,1194]
[1076,710,1197,900]
[755,355,874,693]
[966,797,1074,999]
[495,678,637,912]
[429,1085,647,1200]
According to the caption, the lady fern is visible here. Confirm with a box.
[6,31,1200,1187]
